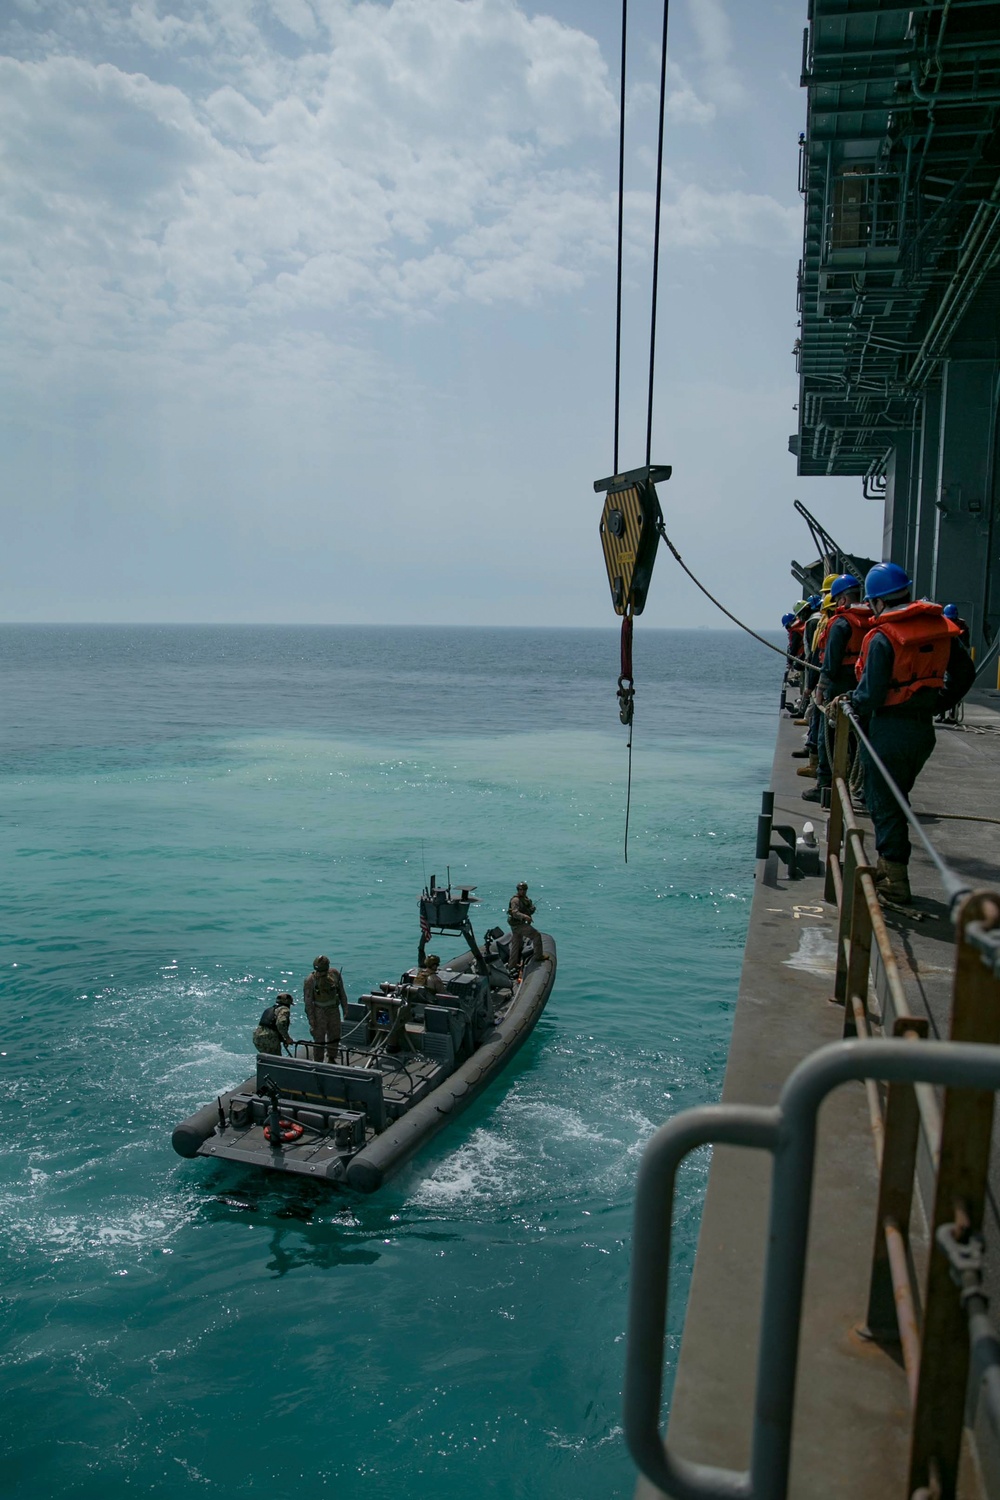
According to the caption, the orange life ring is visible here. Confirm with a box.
[263,1119,304,1143]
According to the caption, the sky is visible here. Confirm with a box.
[0,0,883,626]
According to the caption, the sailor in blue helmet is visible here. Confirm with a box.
[839,563,974,903]
[942,603,971,647]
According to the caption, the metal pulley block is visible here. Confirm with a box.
[594,463,671,616]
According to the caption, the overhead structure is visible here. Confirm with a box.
[792,0,1000,654]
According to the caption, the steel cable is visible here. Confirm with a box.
[645,0,671,467]
[655,520,822,677]
[613,0,627,476]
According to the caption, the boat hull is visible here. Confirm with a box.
[346,934,555,1191]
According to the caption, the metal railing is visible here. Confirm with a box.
[625,702,1000,1500]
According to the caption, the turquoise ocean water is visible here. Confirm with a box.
[0,626,780,1499]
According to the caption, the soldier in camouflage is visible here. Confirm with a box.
[414,954,446,994]
[303,955,349,1064]
[253,993,294,1055]
[508,882,544,970]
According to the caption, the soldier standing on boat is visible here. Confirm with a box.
[303,956,348,1063]
[253,993,295,1056]
[508,882,544,970]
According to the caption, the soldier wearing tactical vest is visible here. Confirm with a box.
[414,954,446,994]
[846,563,975,903]
[508,882,545,971]
[253,993,294,1056]
[303,955,349,1064]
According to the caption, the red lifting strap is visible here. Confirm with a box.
[617,611,635,726]
[620,612,634,682]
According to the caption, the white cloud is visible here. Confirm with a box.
[685,0,746,111]
[0,0,621,373]
[0,0,794,410]
[660,182,799,250]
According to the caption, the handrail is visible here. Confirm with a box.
[626,1040,1000,1500]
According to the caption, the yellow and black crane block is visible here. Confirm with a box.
[594,464,671,616]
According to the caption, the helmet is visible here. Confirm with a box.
[516,882,528,892]
[781,612,795,627]
[794,599,810,616]
[829,574,860,601]
[808,594,821,611]
[822,573,838,591]
[864,562,911,601]
[313,955,330,973]
[425,954,440,968]
[276,992,295,1005]
[943,603,959,622]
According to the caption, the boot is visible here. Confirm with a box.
[875,857,911,904]
[791,747,811,758]
[801,784,825,803]
[796,755,818,778]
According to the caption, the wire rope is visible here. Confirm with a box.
[655,520,822,677]
[645,0,671,468]
[613,0,627,476]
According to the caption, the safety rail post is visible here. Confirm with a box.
[864,1018,929,1379]
[823,704,851,905]
[908,891,1000,1500]
[840,828,875,1039]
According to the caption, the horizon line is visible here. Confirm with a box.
[0,620,777,633]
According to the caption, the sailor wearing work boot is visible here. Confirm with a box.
[803,574,871,806]
[848,563,975,904]
[253,993,294,1056]
[508,882,544,970]
[303,955,349,1064]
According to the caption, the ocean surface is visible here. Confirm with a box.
[0,625,781,1499]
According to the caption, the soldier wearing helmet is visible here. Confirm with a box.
[253,993,294,1056]
[303,955,349,1064]
[507,882,544,972]
[412,954,446,994]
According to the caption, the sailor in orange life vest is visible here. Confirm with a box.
[802,573,871,804]
[836,563,975,904]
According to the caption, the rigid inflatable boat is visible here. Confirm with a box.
[172,876,556,1192]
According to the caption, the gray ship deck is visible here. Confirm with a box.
[638,688,1000,1500]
